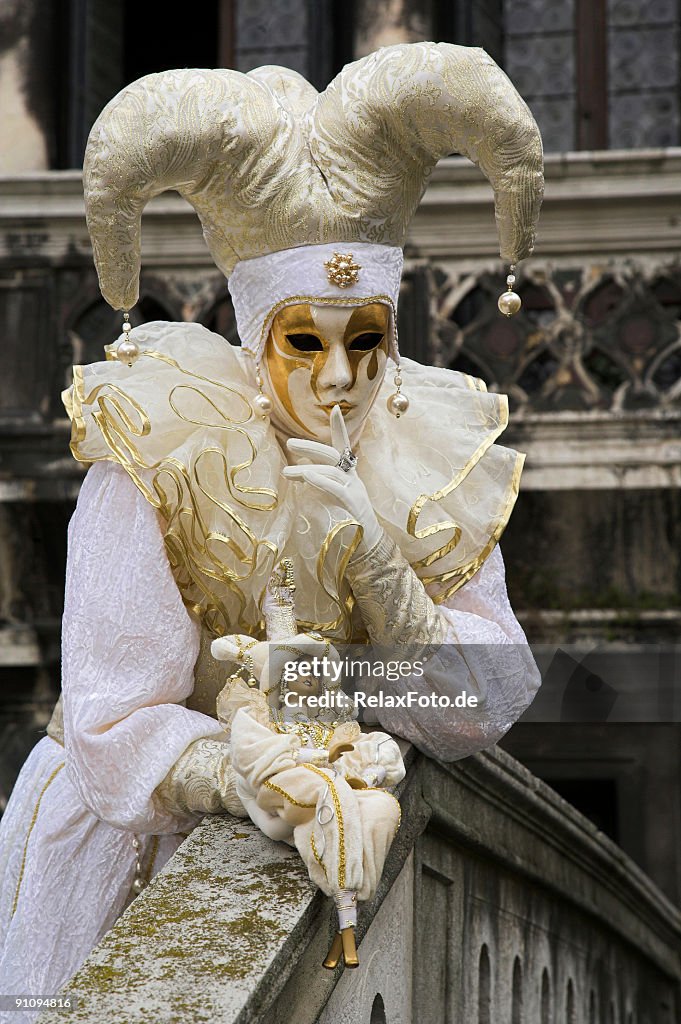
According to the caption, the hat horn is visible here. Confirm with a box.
[311,41,543,263]
[84,44,543,311]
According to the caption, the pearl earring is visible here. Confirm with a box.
[253,364,273,417]
[115,312,140,366]
[497,265,522,317]
[387,366,409,417]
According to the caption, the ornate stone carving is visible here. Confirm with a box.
[432,263,681,413]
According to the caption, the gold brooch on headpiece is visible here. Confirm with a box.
[324,252,362,288]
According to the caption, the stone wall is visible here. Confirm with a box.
[607,0,681,148]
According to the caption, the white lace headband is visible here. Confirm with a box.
[228,242,404,365]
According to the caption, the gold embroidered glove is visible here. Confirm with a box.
[155,737,247,818]
[344,530,445,649]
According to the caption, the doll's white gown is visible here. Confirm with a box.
[0,324,541,1014]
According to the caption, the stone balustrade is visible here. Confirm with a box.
[38,743,681,1024]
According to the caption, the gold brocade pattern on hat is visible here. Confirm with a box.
[84,42,543,311]
[63,322,524,640]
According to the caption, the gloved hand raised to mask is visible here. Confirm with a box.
[281,405,383,557]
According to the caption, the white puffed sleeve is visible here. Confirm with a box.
[353,543,541,762]
[62,461,226,834]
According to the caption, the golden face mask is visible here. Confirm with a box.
[262,302,391,444]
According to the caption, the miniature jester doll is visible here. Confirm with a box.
[0,40,543,1005]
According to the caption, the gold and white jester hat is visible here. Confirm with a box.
[83,41,544,362]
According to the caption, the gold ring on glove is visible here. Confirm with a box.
[336,446,358,473]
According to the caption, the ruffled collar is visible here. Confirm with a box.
[64,321,523,640]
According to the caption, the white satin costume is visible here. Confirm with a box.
[0,40,544,1010]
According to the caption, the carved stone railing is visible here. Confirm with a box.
[39,743,681,1024]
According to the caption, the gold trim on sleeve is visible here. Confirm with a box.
[262,778,316,809]
[143,835,160,884]
[310,833,329,882]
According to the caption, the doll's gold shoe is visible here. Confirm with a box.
[324,888,359,970]
[322,927,359,970]
[328,741,355,763]
[323,930,343,969]
[341,926,359,968]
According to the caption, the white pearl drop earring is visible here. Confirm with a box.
[115,312,141,366]
[387,366,409,417]
[253,364,273,417]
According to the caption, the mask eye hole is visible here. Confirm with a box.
[349,332,384,351]
[286,333,324,352]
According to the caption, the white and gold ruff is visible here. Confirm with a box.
[64,321,522,641]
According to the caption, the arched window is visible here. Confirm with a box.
[540,968,551,1024]
[369,993,387,1024]
[478,945,491,1024]
[200,289,239,344]
[512,957,523,1024]
[566,979,576,1024]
